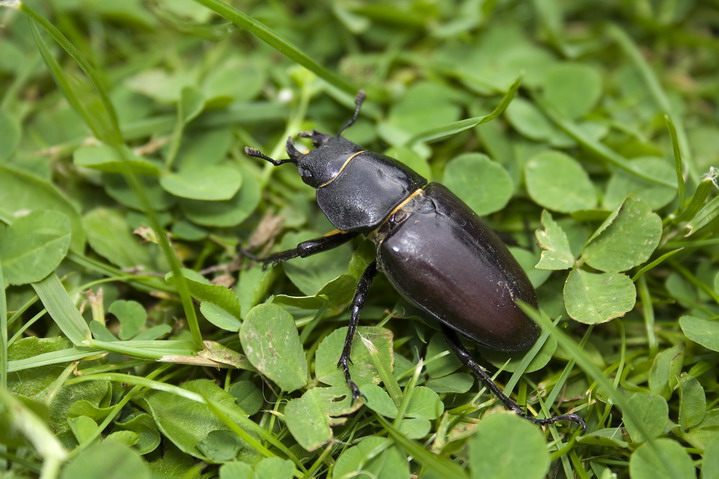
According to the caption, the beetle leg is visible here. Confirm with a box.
[337,261,378,400]
[441,326,587,432]
[240,232,359,270]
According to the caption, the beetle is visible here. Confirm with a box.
[244,91,585,429]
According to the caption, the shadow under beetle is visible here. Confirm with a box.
[244,92,585,430]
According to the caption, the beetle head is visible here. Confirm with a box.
[244,90,367,189]
[288,132,363,188]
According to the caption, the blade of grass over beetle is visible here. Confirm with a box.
[20,3,203,348]
[503,316,555,394]
[409,76,522,144]
[545,347,585,415]
[192,0,357,95]
[518,302,684,479]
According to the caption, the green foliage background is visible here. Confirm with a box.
[1,0,718,478]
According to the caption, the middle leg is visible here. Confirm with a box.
[241,231,359,268]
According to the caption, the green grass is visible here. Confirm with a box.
[1,1,718,478]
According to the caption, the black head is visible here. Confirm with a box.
[291,132,363,188]
[244,91,366,189]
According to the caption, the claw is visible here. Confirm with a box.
[518,407,587,432]
[336,355,354,369]
[337,354,364,401]
[238,246,273,271]
[348,380,362,401]
[239,245,260,261]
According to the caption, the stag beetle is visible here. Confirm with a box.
[244,92,585,430]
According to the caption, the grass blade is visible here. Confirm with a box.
[409,76,521,144]
[32,273,91,345]
[0,262,6,388]
[0,389,68,477]
[375,414,469,479]
[67,372,206,401]
[66,253,173,294]
[632,248,683,281]
[683,194,719,237]
[193,0,357,95]
[201,393,277,460]
[504,318,555,395]
[88,339,197,359]
[65,372,306,470]
[8,348,102,372]
[21,3,203,349]
[608,24,696,182]
[665,115,686,211]
[518,302,684,479]
[668,259,719,305]
[637,276,658,356]
[675,167,719,223]
[24,10,121,146]
[532,93,675,188]
[201,393,306,471]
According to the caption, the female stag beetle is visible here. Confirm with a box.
[244,92,585,430]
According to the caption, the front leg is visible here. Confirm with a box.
[241,231,359,268]
[338,261,378,400]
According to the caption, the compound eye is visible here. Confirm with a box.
[299,166,313,180]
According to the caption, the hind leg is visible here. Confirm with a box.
[442,325,586,431]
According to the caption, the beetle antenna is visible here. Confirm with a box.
[244,146,296,166]
[336,90,366,137]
